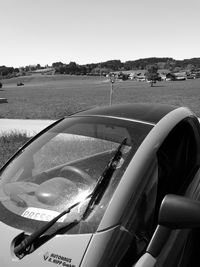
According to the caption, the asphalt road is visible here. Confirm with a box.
[1,118,200,137]
[0,119,55,136]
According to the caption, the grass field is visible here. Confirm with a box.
[0,132,30,168]
[1,74,200,119]
[0,75,200,168]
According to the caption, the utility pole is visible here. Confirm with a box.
[109,74,115,106]
[100,62,102,79]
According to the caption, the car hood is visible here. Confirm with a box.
[0,221,92,267]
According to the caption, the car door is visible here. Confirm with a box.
[152,117,200,267]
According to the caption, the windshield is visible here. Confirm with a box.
[0,116,153,234]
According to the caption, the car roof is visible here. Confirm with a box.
[73,103,177,124]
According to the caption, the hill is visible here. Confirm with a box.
[1,57,200,79]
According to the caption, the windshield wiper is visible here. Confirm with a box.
[14,198,89,259]
[14,137,127,259]
[82,137,127,219]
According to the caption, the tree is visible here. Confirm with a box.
[102,60,122,71]
[186,64,195,72]
[52,62,64,68]
[66,62,79,74]
[173,67,181,73]
[145,64,159,86]
[36,64,41,69]
[0,66,15,77]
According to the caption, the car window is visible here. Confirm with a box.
[156,119,199,214]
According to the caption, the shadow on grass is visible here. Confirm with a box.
[149,85,166,88]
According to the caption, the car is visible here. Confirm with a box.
[17,82,24,86]
[1,103,200,267]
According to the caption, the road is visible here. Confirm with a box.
[1,118,200,137]
[0,119,55,136]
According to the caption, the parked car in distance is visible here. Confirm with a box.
[1,103,200,266]
[17,82,24,86]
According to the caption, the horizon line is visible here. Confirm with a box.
[2,56,200,69]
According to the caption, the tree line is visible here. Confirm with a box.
[1,57,200,78]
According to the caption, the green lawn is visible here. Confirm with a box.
[0,75,200,168]
[1,74,200,119]
[0,132,30,168]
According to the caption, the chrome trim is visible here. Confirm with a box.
[75,114,155,126]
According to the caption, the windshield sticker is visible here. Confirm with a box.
[21,207,66,222]
[43,252,75,267]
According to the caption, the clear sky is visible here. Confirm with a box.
[1,0,200,68]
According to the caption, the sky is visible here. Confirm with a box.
[1,0,200,68]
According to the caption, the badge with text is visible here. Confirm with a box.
[21,207,66,222]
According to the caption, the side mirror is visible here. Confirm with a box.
[159,194,200,229]
[147,194,200,259]
[134,195,200,267]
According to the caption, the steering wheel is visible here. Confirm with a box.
[59,165,93,184]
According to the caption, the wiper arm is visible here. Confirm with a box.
[14,137,127,259]
[82,137,127,219]
[14,197,90,259]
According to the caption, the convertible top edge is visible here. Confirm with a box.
[74,114,156,126]
[72,103,187,125]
